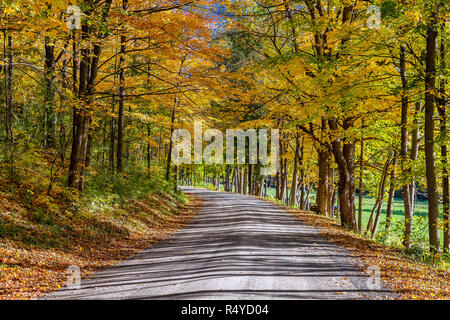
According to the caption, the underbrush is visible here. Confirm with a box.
[0,156,194,299]
[0,161,187,248]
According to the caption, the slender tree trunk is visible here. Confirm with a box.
[116,0,128,173]
[424,10,440,253]
[399,45,414,249]
[147,125,151,177]
[283,171,289,203]
[243,167,248,195]
[5,35,14,144]
[317,119,330,216]
[290,133,300,206]
[317,149,330,215]
[248,164,253,195]
[109,103,115,171]
[408,102,421,215]
[438,23,449,253]
[225,165,232,192]
[173,165,178,192]
[4,35,14,187]
[232,166,237,193]
[68,32,79,187]
[366,154,390,234]
[385,151,398,232]
[358,129,364,232]
[328,167,334,217]
[330,186,337,219]
[276,138,283,199]
[299,139,306,209]
[371,152,393,237]
[305,185,311,211]
[238,167,242,193]
[279,143,288,201]
[44,37,56,149]
[165,101,176,181]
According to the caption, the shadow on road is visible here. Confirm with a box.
[45,188,392,300]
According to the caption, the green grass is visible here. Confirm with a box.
[265,187,443,249]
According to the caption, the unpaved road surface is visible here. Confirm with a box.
[44,187,392,300]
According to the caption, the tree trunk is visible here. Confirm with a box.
[328,167,334,217]
[147,125,151,177]
[289,133,300,206]
[109,103,115,171]
[276,138,283,199]
[408,102,421,216]
[5,35,14,144]
[248,164,253,194]
[399,45,414,249]
[116,0,128,173]
[165,102,176,181]
[173,165,178,192]
[329,118,357,231]
[358,129,364,232]
[44,37,56,149]
[317,149,330,215]
[68,1,113,190]
[225,165,232,192]
[330,186,337,219]
[243,167,248,195]
[233,166,238,193]
[317,119,330,216]
[385,151,398,232]
[424,11,440,253]
[371,152,393,238]
[366,154,390,233]
[4,34,14,187]
[438,23,449,253]
[299,139,306,210]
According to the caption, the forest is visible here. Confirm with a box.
[0,0,449,300]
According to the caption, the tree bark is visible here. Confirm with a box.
[44,37,56,149]
[424,10,440,253]
[165,101,176,181]
[68,0,113,190]
[225,165,232,192]
[329,118,357,231]
[116,0,128,173]
[358,128,364,232]
[371,152,394,238]
[5,35,14,144]
[316,119,331,216]
[289,132,300,206]
[385,151,398,233]
[438,23,449,253]
[243,167,248,195]
[399,45,414,249]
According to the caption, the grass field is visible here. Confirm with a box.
[264,187,442,249]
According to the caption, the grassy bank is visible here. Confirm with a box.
[0,171,202,299]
